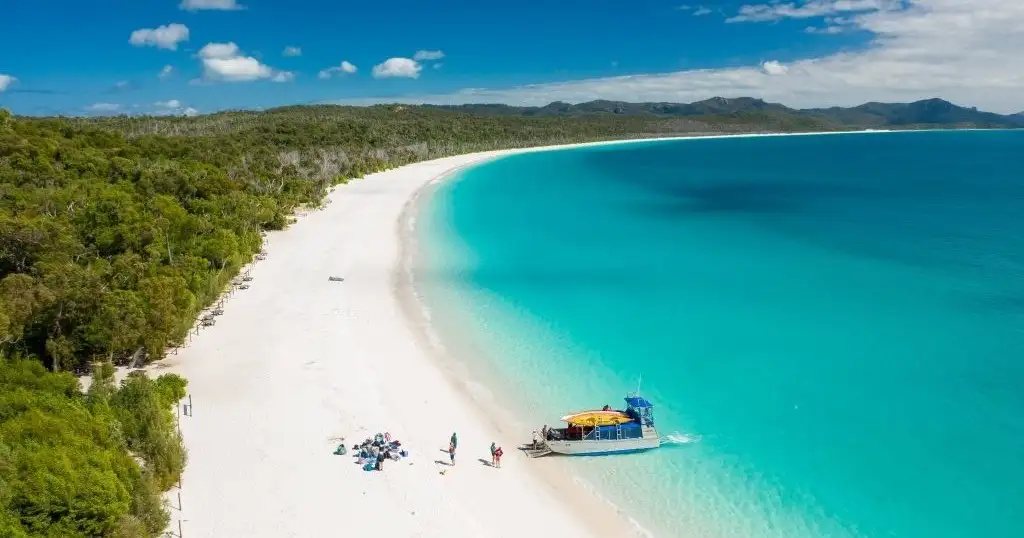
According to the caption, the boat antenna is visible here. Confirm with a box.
[636,373,642,396]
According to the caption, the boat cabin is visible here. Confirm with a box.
[546,396,655,443]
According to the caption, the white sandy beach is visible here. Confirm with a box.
[154,141,662,538]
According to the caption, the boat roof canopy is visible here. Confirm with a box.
[625,396,653,408]
[561,410,632,427]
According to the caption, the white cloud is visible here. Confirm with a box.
[413,50,445,61]
[88,103,122,112]
[372,57,422,79]
[159,65,175,79]
[151,100,199,116]
[806,24,848,34]
[335,0,1024,114]
[282,46,302,57]
[805,15,858,33]
[114,80,130,89]
[0,74,16,92]
[180,0,244,11]
[761,60,789,75]
[129,23,189,50]
[197,42,287,82]
[727,0,900,23]
[433,62,444,70]
[205,56,272,81]
[318,60,357,79]
[198,42,240,59]
[677,4,715,15]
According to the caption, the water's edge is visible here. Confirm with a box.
[393,153,653,538]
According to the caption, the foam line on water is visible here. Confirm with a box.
[661,431,703,445]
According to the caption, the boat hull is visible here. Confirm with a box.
[544,431,660,456]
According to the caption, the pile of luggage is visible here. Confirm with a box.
[351,432,409,471]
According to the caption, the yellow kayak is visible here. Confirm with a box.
[560,410,633,427]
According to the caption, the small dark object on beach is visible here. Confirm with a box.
[328,276,345,282]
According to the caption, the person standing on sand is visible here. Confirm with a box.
[490,442,497,466]
[494,446,503,468]
[450,432,458,450]
[448,442,456,465]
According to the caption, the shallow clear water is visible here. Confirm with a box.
[415,131,1024,538]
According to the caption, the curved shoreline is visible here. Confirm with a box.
[393,152,648,538]
[151,131,884,537]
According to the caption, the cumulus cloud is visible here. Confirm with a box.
[199,42,240,59]
[335,1,1024,113]
[413,50,445,61]
[130,23,189,50]
[693,7,713,16]
[153,100,199,116]
[372,58,422,79]
[159,65,175,79]
[282,46,302,57]
[197,42,290,82]
[318,60,357,79]
[180,0,244,11]
[0,74,16,92]
[761,60,789,75]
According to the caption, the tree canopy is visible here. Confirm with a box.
[0,357,186,537]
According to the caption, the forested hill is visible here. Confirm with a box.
[433,97,1024,129]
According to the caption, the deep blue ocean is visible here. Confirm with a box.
[415,131,1024,538]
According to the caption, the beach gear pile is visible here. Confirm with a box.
[350,432,409,472]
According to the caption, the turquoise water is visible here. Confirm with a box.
[415,131,1024,538]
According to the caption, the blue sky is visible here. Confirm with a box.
[1,0,1022,115]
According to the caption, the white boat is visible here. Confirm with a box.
[524,395,660,457]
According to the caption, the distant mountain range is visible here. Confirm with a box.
[433,97,1024,129]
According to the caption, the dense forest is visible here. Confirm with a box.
[0,99,1016,536]
[2,103,806,375]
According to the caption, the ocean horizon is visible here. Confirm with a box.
[414,131,1024,538]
